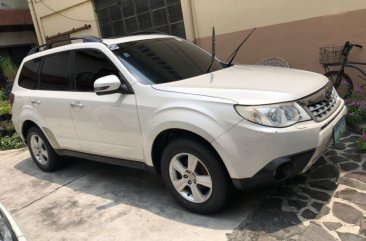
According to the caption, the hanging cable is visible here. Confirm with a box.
[40,1,97,23]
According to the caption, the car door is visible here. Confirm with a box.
[28,51,81,151]
[69,49,144,161]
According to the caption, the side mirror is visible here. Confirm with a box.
[94,75,121,95]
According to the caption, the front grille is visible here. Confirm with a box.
[298,81,340,122]
[307,88,338,121]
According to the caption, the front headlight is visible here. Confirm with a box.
[235,102,311,127]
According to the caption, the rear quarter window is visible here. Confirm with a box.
[18,58,42,89]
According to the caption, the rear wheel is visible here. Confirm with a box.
[325,71,353,99]
[27,127,61,172]
[161,139,230,214]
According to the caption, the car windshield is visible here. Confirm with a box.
[112,37,224,84]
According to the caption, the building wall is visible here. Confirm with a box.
[29,0,99,44]
[0,0,37,47]
[27,0,366,90]
[185,0,366,89]
[0,31,37,46]
[188,0,366,39]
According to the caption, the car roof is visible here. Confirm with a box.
[102,34,173,45]
[24,34,174,62]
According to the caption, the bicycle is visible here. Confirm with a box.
[320,41,365,99]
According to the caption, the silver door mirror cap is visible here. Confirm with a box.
[94,75,121,95]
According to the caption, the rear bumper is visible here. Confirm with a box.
[212,99,347,184]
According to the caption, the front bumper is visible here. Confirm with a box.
[232,148,315,190]
[212,99,347,186]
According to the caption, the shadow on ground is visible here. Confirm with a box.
[14,153,261,231]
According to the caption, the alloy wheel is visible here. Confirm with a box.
[169,153,213,203]
[30,134,49,165]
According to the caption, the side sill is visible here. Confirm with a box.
[55,149,157,174]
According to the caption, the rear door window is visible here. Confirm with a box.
[18,58,42,89]
[40,52,70,91]
[74,49,120,92]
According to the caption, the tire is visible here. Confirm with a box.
[27,127,61,172]
[161,139,230,214]
[325,71,353,99]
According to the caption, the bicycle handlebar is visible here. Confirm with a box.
[354,44,363,48]
[342,41,363,56]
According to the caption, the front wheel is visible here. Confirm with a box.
[325,71,353,99]
[161,139,231,214]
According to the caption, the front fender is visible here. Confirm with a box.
[141,101,242,169]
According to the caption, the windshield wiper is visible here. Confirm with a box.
[206,27,216,73]
[226,28,256,67]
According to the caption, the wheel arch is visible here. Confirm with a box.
[21,120,38,143]
[21,120,59,148]
[150,128,231,178]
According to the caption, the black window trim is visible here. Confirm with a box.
[71,48,134,94]
[38,50,73,91]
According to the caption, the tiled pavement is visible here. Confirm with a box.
[228,131,366,241]
[1,131,365,240]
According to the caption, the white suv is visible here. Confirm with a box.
[10,34,347,213]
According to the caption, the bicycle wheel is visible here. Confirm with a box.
[325,71,353,99]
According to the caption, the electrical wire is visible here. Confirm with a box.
[40,1,97,23]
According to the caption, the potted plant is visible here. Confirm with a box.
[0,56,17,98]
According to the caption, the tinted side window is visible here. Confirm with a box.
[40,52,70,91]
[18,58,41,89]
[74,50,120,91]
[113,38,224,84]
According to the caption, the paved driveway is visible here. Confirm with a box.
[0,131,365,241]
[0,149,259,241]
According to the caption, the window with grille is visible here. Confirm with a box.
[94,0,186,39]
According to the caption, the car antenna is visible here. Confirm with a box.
[226,27,256,67]
[206,27,216,73]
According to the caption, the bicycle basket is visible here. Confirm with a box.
[319,46,344,65]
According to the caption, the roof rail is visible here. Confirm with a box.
[27,35,102,56]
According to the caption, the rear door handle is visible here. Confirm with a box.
[31,99,41,105]
[70,102,84,109]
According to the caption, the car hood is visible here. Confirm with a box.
[152,65,329,105]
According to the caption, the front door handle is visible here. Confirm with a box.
[31,99,41,105]
[70,102,84,109]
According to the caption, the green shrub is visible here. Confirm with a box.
[0,89,6,101]
[345,93,366,126]
[0,101,11,115]
[0,133,24,150]
[0,56,17,81]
